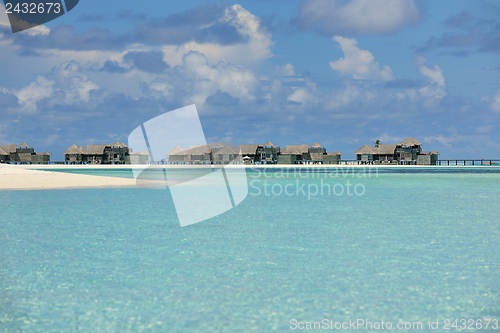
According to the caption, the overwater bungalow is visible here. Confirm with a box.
[256,141,280,164]
[239,144,262,164]
[212,144,241,164]
[354,138,439,165]
[0,142,51,164]
[168,145,212,164]
[62,141,129,164]
[278,144,309,164]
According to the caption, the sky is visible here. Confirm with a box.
[0,0,499,160]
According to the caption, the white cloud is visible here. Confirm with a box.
[324,80,361,109]
[295,0,422,35]
[413,55,447,107]
[376,133,404,144]
[278,63,297,76]
[19,25,50,36]
[162,5,274,67]
[51,61,100,105]
[329,36,393,81]
[287,82,318,105]
[12,61,100,112]
[13,76,55,113]
[145,52,260,107]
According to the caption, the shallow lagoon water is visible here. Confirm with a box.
[1,168,499,332]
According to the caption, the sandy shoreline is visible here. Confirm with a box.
[0,164,139,190]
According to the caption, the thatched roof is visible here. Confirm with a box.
[176,144,212,155]
[240,144,262,155]
[311,142,322,148]
[421,150,440,156]
[327,151,342,155]
[130,150,150,155]
[400,137,422,146]
[0,144,17,153]
[120,142,128,148]
[166,145,186,156]
[18,142,30,148]
[111,141,121,147]
[264,141,276,147]
[282,144,308,155]
[354,144,374,155]
[377,144,397,155]
[213,144,239,155]
[0,147,8,156]
[62,144,84,155]
[85,144,108,155]
[36,151,52,156]
[212,142,224,148]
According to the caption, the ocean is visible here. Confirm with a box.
[1,167,499,332]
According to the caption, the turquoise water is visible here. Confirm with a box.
[1,168,499,332]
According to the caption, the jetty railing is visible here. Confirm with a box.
[437,159,500,166]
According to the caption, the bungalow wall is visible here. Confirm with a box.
[323,155,340,164]
[169,155,189,164]
[189,153,212,164]
[256,147,280,164]
[309,153,324,162]
[416,155,431,165]
[357,154,373,161]
[374,154,395,162]
[31,154,50,164]
[277,155,296,164]
[16,148,35,163]
[65,154,83,163]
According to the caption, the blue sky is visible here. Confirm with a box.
[1,0,499,159]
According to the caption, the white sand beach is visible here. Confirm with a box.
[0,164,139,190]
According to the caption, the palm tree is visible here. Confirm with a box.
[373,140,381,147]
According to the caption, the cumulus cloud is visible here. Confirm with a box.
[412,55,447,107]
[329,36,393,81]
[13,76,55,113]
[166,4,274,66]
[12,61,100,112]
[287,80,319,106]
[134,3,245,46]
[142,51,260,107]
[293,0,422,36]
[50,61,100,105]
[2,3,274,70]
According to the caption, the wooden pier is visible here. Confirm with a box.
[437,159,500,166]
